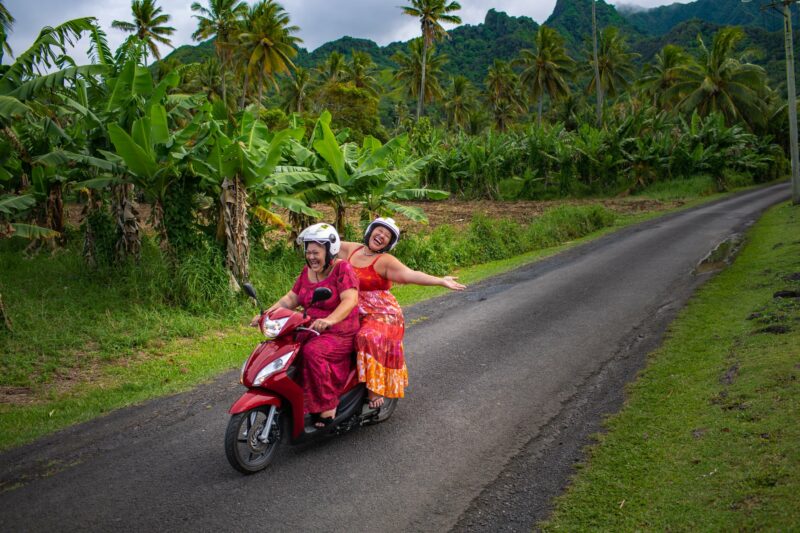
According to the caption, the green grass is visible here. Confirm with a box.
[636,175,718,201]
[0,187,778,451]
[541,202,800,531]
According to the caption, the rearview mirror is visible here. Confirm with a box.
[243,283,258,301]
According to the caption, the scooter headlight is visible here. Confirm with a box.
[253,351,294,386]
[260,316,289,339]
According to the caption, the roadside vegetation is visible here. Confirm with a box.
[542,202,800,530]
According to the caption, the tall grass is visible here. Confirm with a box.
[394,204,615,275]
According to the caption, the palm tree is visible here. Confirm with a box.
[445,75,475,130]
[0,2,14,62]
[485,59,524,131]
[401,0,461,119]
[591,0,602,126]
[282,66,311,113]
[191,0,248,108]
[392,38,447,107]
[237,0,301,107]
[344,50,380,97]
[185,57,224,102]
[671,27,768,129]
[638,44,692,110]
[111,0,175,62]
[318,51,346,85]
[515,25,574,126]
[584,27,638,106]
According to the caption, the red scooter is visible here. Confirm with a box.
[225,283,398,474]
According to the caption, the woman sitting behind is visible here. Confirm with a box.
[338,217,465,409]
[264,223,359,427]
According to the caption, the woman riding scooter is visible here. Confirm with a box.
[264,223,359,427]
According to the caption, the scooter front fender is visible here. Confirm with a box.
[228,390,282,414]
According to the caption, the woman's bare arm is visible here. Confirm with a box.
[382,255,465,290]
[309,288,358,331]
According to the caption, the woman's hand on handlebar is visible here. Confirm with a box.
[309,318,332,332]
[249,313,263,327]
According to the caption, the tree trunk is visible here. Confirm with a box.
[112,182,141,262]
[537,95,544,127]
[335,203,346,234]
[220,51,228,110]
[591,0,603,127]
[81,188,103,268]
[3,126,31,190]
[46,181,65,245]
[152,198,170,254]
[288,210,312,247]
[240,72,249,110]
[0,287,11,332]
[221,176,250,291]
[417,39,428,120]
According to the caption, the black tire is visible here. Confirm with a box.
[225,406,285,474]
[364,398,398,426]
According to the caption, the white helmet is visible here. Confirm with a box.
[297,223,341,256]
[364,217,400,252]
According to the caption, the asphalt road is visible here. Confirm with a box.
[0,183,790,532]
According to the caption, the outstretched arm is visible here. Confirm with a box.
[382,255,466,290]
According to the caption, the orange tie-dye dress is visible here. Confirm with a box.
[348,247,408,398]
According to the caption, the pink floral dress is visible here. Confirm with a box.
[348,247,408,398]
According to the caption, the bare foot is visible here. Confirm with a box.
[367,391,385,409]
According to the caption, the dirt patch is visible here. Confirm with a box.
[721,363,739,385]
[773,290,800,299]
[757,325,791,335]
[0,387,36,405]
[65,198,679,236]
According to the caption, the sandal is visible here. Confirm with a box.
[367,393,385,410]
[313,414,335,429]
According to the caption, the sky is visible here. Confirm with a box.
[4,0,690,62]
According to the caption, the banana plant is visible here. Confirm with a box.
[304,110,443,230]
[356,134,446,222]
[106,97,210,251]
[192,109,325,288]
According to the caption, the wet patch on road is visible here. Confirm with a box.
[694,235,744,275]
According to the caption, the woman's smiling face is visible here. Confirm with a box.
[305,242,327,273]
[368,226,392,252]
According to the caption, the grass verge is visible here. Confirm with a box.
[541,202,800,530]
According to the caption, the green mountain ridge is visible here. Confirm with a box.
[621,0,794,35]
[163,0,797,89]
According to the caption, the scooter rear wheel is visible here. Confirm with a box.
[225,406,285,474]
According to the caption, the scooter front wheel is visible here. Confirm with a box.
[225,406,285,474]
